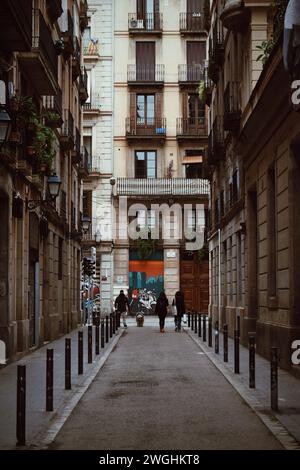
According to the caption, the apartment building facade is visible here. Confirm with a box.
[0,0,88,363]
[81,0,114,316]
[112,0,210,311]
[207,0,300,369]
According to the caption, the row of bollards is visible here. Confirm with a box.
[187,312,279,413]
[16,312,119,446]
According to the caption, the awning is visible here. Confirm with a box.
[182,155,203,164]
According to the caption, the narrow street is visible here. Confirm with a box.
[50,321,281,450]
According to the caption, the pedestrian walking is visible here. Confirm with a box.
[114,290,130,328]
[173,291,185,332]
[155,291,169,333]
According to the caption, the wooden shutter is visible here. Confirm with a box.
[155,93,162,127]
[137,0,145,19]
[182,92,188,119]
[187,0,203,13]
[136,42,155,80]
[187,41,205,65]
[130,93,137,133]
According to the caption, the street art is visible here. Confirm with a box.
[129,251,164,315]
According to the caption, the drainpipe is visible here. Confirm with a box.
[218,228,221,328]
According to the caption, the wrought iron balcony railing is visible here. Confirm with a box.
[128,13,163,32]
[116,178,210,197]
[207,116,225,164]
[179,12,205,33]
[176,117,208,137]
[126,118,166,137]
[127,64,165,84]
[224,81,241,132]
[178,64,204,83]
[83,38,100,56]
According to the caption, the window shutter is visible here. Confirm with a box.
[130,93,137,133]
[182,92,188,120]
[137,0,145,19]
[155,93,162,126]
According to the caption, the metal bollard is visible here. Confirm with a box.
[105,315,109,343]
[198,313,202,338]
[188,312,191,327]
[249,333,256,389]
[78,331,83,375]
[95,325,100,355]
[191,312,194,331]
[110,314,113,338]
[112,313,116,335]
[46,349,54,412]
[223,324,228,363]
[215,321,219,354]
[208,317,212,347]
[194,313,198,334]
[101,319,105,348]
[88,325,93,364]
[16,365,26,446]
[236,315,241,338]
[271,347,279,411]
[234,330,240,374]
[203,315,207,342]
[65,338,71,390]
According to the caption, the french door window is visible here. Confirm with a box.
[135,151,157,178]
[137,94,155,126]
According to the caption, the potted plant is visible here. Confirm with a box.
[44,111,62,128]
[54,38,65,55]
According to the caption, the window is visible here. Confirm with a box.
[135,151,157,178]
[137,94,155,125]
[188,94,205,123]
[184,150,203,178]
[83,136,92,168]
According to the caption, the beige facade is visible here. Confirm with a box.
[207,0,300,369]
[0,0,88,362]
[112,0,210,308]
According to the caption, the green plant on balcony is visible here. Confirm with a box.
[256,39,275,65]
[54,38,65,55]
[198,80,205,103]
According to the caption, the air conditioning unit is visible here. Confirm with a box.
[130,18,144,29]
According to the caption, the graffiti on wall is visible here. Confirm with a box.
[129,251,164,315]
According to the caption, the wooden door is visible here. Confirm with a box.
[180,253,209,313]
[136,42,155,81]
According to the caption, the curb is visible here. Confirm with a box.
[28,329,125,450]
[185,328,300,451]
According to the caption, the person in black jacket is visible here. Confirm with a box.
[174,291,185,332]
[155,291,169,333]
[115,290,130,328]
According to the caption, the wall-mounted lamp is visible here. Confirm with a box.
[27,173,61,211]
[81,215,91,233]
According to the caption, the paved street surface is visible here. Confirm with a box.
[50,319,282,450]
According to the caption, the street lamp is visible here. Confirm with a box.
[27,173,62,210]
[81,215,91,233]
[47,173,61,200]
[0,107,12,145]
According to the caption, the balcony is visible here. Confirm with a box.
[79,0,88,31]
[46,0,63,23]
[83,38,100,59]
[179,12,205,34]
[176,117,208,141]
[60,109,74,151]
[59,9,74,59]
[18,9,58,95]
[86,156,101,174]
[127,65,165,86]
[83,94,101,115]
[207,116,225,165]
[128,13,163,35]
[72,128,81,164]
[72,37,81,81]
[0,0,32,52]
[78,146,89,179]
[178,64,204,86]
[116,178,210,197]
[43,88,63,127]
[79,66,88,104]
[220,0,250,33]
[210,20,225,65]
[203,68,213,106]
[125,118,166,143]
[224,81,241,132]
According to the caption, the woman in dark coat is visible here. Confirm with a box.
[174,291,185,332]
[155,291,169,333]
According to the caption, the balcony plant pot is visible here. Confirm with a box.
[54,39,65,55]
